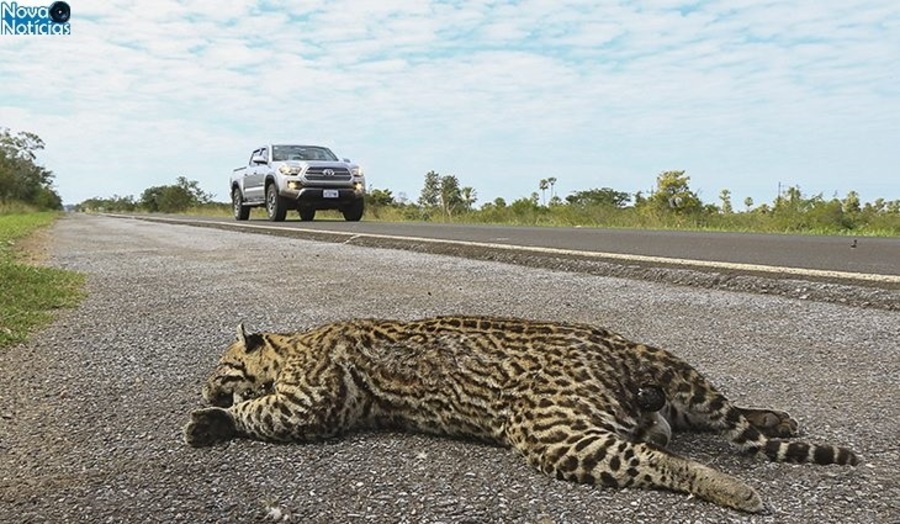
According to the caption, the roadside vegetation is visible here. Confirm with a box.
[0,208,85,347]
[1,128,84,347]
[362,171,900,236]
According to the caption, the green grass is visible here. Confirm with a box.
[365,205,900,237]
[0,210,85,348]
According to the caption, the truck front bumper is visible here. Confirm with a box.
[281,187,364,209]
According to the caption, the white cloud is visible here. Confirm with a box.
[0,0,897,206]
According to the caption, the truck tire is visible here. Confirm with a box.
[232,187,250,221]
[342,199,364,222]
[265,183,288,222]
[298,208,316,221]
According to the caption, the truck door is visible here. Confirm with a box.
[244,147,267,201]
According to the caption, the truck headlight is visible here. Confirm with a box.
[279,165,301,175]
[351,166,363,177]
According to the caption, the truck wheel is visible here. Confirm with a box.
[232,188,250,221]
[299,208,316,221]
[265,183,288,222]
[342,199,364,222]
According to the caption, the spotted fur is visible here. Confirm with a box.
[184,316,858,512]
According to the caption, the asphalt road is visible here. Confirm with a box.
[132,216,900,282]
[1,214,897,523]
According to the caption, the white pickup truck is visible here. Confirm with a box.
[229,144,366,222]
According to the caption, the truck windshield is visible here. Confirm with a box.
[272,145,339,162]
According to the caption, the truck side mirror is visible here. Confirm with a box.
[343,158,351,163]
[252,157,267,165]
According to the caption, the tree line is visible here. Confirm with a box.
[76,176,214,213]
[1,127,215,214]
[367,170,900,235]
[0,128,62,210]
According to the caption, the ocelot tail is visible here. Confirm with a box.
[183,316,859,512]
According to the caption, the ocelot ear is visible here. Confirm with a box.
[236,323,248,345]
[236,323,263,352]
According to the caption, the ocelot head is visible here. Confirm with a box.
[201,323,277,407]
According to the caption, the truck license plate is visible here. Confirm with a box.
[323,190,339,198]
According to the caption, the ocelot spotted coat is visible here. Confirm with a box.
[183,316,858,512]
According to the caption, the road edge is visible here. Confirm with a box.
[107,214,900,311]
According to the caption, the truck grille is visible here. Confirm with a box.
[305,167,352,182]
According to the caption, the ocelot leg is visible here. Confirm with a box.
[184,374,356,447]
[185,393,334,446]
[664,403,799,438]
[655,369,858,465]
[503,409,764,512]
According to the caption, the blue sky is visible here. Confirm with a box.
[1,0,898,207]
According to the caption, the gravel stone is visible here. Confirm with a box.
[0,214,897,524]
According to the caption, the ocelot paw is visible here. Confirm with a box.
[707,471,765,513]
[184,407,236,447]
[732,484,765,513]
[741,408,799,438]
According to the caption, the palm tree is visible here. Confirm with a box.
[460,186,477,211]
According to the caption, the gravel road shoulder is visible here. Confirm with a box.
[0,214,897,523]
